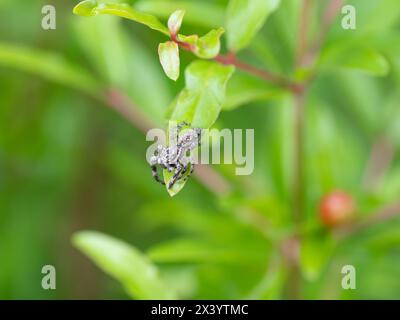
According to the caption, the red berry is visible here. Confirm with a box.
[319,190,355,227]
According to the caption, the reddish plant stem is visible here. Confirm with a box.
[334,201,400,240]
[296,0,313,66]
[362,136,395,191]
[106,88,155,134]
[215,52,302,93]
[303,0,344,66]
[171,33,196,52]
[173,38,301,92]
[292,89,306,225]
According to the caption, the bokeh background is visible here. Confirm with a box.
[1,0,400,299]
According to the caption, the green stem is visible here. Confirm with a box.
[293,88,307,225]
[286,0,313,300]
[285,0,346,300]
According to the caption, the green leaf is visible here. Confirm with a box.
[0,42,100,97]
[163,163,193,197]
[375,32,400,85]
[73,0,169,35]
[193,27,225,59]
[223,73,285,110]
[158,41,180,81]
[247,251,287,299]
[147,238,267,264]
[300,232,335,281]
[381,94,400,150]
[168,9,185,36]
[319,37,390,76]
[263,96,295,201]
[167,60,235,128]
[305,98,365,192]
[176,28,224,59]
[367,225,400,255]
[72,231,175,299]
[136,201,250,238]
[226,0,281,52]
[177,34,199,46]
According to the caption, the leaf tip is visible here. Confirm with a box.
[73,0,97,16]
[71,230,93,250]
[216,27,225,36]
[168,9,186,36]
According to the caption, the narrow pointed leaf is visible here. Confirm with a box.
[72,231,175,299]
[226,0,281,52]
[319,40,390,76]
[0,43,100,97]
[147,238,267,263]
[73,0,169,35]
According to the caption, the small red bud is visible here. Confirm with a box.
[319,190,356,227]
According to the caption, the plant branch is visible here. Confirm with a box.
[362,136,395,191]
[292,89,306,225]
[334,201,400,240]
[303,0,344,66]
[296,0,313,66]
[285,0,314,300]
[292,0,314,225]
[215,52,302,93]
[103,88,232,196]
[105,88,155,134]
[174,39,300,93]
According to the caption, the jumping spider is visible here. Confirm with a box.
[150,122,202,189]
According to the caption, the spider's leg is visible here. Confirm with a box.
[177,121,191,133]
[151,165,165,185]
[168,163,184,189]
[179,163,191,179]
[167,162,176,173]
[181,163,194,182]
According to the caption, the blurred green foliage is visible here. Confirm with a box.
[0,0,400,300]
